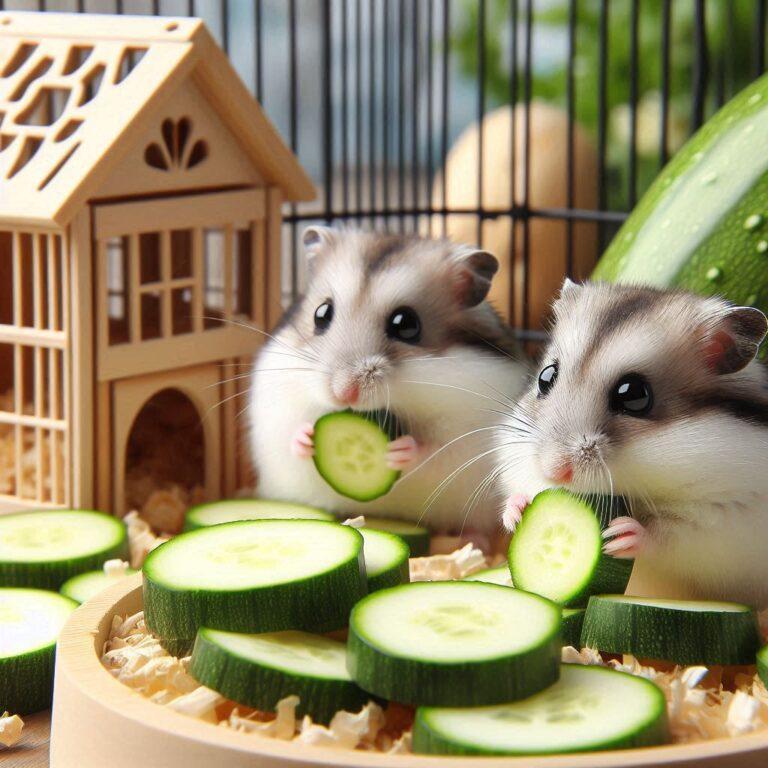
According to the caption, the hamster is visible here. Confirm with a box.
[498,279,768,608]
[248,227,529,535]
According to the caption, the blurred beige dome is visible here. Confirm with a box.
[430,101,599,331]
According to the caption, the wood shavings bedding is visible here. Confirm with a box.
[0,712,24,748]
[100,543,768,755]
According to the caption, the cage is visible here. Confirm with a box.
[1,0,767,520]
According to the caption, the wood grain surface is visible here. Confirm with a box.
[3,711,50,767]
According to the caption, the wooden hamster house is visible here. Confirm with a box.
[0,11,315,517]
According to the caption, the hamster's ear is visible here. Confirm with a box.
[302,226,336,260]
[702,305,768,375]
[451,248,499,307]
[559,277,583,300]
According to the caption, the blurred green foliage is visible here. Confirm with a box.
[454,0,760,210]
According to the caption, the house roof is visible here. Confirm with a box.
[0,11,315,228]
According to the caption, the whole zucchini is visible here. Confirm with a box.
[593,73,768,323]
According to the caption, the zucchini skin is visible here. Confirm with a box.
[0,511,128,591]
[347,586,562,707]
[366,558,410,594]
[183,500,334,532]
[143,522,367,657]
[561,609,586,648]
[189,629,369,724]
[757,645,768,688]
[593,72,768,324]
[581,596,763,665]
[0,644,57,715]
[412,666,669,756]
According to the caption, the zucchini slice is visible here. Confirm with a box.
[758,645,768,688]
[347,581,561,706]
[313,412,399,502]
[581,595,763,665]
[509,490,633,607]
[359,528,410,592]
[359,516,430,557]
[190,628,369,724]
[562,608,586,648]
[413,664,669,756]
[143,520,366,656]
[0,588,77,714]
[463,565,513,587]
[185,499,334,531]
[60,566,138,605]
[0,510,128,591]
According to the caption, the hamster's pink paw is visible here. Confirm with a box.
[290,422,315,459]
[386,435,420,470]
[503,493,530,532]
[602,516,647,558]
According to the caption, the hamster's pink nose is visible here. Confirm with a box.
[545,462,573,485]
[337,383,359,405]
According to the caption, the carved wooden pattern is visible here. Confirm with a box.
[144,116,208,172]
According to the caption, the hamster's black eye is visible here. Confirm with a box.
[314,301,334,333]
[537,363,558,397]
[610,374,653,417]
[387,306,421,344]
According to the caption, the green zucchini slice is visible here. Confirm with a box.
[189,628,369,724]
[509,489,633,607]
[0,588,77,714]
[347,581,561,706]
[358,516,430,557]
[143,520,366,656]
[413,664,669,756]
[313,412,399,502]
[359,528,409,592]
[0,510,128,591]
[184,499,335,531]
[581,595,763,665]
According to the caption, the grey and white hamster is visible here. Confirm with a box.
[499,279,768,607]
[248,227,529,535]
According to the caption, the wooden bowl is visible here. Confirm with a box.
[50,573,768,768]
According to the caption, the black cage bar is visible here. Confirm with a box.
[18,0,768,333]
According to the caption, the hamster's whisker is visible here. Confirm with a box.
[480,378,520,410]
[397,426,514,485]
[209,368,321,389]
[401,379,515,410]
[198,386,253,428]
[418,443,517,525]
[459,464,505,537]
[200,315,320,364]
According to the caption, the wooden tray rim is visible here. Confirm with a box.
[51,572,768,768]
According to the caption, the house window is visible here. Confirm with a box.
[106,236,130,346]
[102,221,255,346]
[0,230,68,506]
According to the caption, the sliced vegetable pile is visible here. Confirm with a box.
[0,509,128,591]
[0,588,76,714]
[508,489,633,606]
[313,411,400,502]
[184,499,334,531]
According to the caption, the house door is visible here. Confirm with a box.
[111,364,222,518]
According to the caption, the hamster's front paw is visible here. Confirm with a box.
[290,422,315,459]
[386,435,420,471]
[602,516,647,558]
[502,493,530,532]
